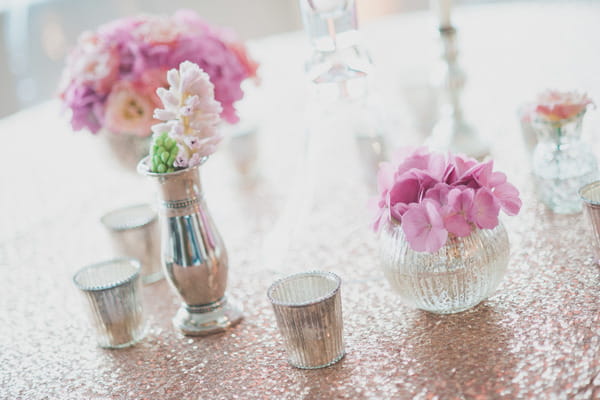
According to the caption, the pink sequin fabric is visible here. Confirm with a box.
[2,3,600,399]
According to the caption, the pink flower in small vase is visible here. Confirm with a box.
[104,82,156,137]
[402,200,448,253]
[535,90,594,122]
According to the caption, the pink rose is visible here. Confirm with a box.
[535,90,593,122]
[104,82,156,137]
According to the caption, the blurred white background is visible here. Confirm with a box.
[0,0,577,117]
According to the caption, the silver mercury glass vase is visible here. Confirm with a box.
[138,156,243,335]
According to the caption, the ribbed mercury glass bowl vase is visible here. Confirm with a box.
[379,219,510,314]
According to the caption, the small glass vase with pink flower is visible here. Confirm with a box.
[531,90,598,214]
[373,148,522,314]
[59,10,258,171]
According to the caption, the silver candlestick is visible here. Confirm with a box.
[428,25,489,159]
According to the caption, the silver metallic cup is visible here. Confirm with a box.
[101,204,163,285]
[73,258,146,349]
[267,271,345,369]
[138,157,243,336]
[579,181,600,262]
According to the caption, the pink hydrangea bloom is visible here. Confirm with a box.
[402,200,448,253]
[59,32,120,95]
[534,90,594,122]
[469,188,500,230]
[444,188,474,237]
[373,147,521,253]
[59,10,258,135]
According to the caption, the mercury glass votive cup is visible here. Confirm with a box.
[101,204,163,284]
[579,181,600,262]
[267,271,345,369]
[73,258,146,349]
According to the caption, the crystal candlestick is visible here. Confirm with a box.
[299,0,387,181]
[299,0,371,101]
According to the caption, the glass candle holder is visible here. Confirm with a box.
[579,181,600,262]
[267,271,345,369]
[73,258,146,349]
[101,204,163,284]
[299,0,371,100]
[532,110,598,214]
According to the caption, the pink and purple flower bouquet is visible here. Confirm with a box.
[373,148,522,253]
[59,10,258,137]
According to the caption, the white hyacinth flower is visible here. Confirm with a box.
[151,61,223,169]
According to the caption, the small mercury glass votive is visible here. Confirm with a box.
[101,204,163,284]
[267,271,345,369]
[73,258,146,349]
[227,121,259,177]
[579,181,600,262]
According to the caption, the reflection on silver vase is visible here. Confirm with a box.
[138,157,243,335]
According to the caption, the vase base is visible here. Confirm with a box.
[173,296,243,336]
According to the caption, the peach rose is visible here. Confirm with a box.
[535,90,593,122]
[104,82,156,137]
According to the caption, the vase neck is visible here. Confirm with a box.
[533,111,585,145]
[152,167,204,207]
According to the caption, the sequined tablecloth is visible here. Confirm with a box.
[2,3,600,399]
